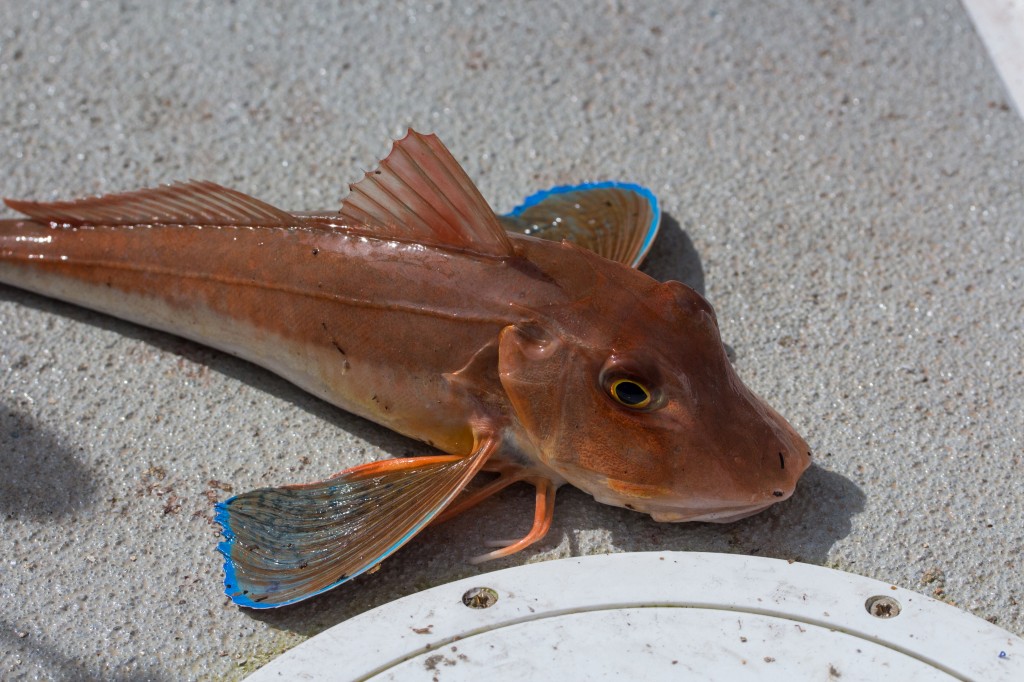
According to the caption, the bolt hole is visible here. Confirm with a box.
[462,587,498,609]
[865,595,901,618]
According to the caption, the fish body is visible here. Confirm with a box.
[0,206,537,456]
[0,131,811,607]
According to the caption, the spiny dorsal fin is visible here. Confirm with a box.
[4,180,298,227]
[339,130,513,258]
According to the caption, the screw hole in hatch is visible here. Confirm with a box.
[865,595,901,618]
[462,587,499,609]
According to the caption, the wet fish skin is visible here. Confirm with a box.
[0,131,811,608]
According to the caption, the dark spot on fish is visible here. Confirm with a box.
[772,490,784,497]
[331,339,346,356]
[624,503,636,510]
[779,452,785,469]
[507,255,557,285]
[807,451,813,459]
[299,562,308,569]
[374,170,382,175]
[253,594,270,603]
[312,248,319,255]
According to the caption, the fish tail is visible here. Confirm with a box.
[216,439,496,608]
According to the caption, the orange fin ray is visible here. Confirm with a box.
[469,477,557,564]
[432,464,528,525]
[4,180,299,227]
[216,441,495,609]
[339,130,513,257]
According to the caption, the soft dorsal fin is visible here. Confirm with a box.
[499,182,661,268]
[4,180,298,227]
[338,130,513,258]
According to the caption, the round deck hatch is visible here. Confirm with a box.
[245,552,1022,681]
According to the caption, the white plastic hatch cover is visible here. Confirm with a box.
[244,552,1023,681]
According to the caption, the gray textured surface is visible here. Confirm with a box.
[0,1,1021,680]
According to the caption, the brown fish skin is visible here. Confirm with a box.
[0,216,561,458]
[0,212,809,516]
[0,130,811,607]
[497,238,811,523]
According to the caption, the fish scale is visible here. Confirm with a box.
[0,129,811,608]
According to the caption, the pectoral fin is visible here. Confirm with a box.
[432,465,561,565]
[500,182,661,268]
[469,477,557,564]
[216,439,495,609]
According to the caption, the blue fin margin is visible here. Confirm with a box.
[215,496,449,609]
[505,181,661,268]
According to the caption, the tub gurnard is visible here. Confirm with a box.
[0,130,811,608]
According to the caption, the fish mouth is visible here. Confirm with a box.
[648,502,776,524]
[593,482,792,524]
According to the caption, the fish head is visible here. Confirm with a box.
[498,246,811,523]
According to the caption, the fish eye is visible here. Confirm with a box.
[609,378,652,409]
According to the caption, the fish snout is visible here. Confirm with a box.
[720,379,812,500]
[756,415,812,502]
[681,410,810,523]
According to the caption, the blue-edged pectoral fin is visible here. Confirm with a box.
[500,182,661,268]
[216,440,495,609]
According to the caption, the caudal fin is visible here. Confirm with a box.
[216,443,493,609]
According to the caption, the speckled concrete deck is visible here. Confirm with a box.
[1,2,1021,680]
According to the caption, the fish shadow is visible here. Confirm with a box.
[0,402,98,519]
[566,462,863,565]
[0,615,151,682]
[640,212,706,295]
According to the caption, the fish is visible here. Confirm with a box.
[0,130,811,608]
